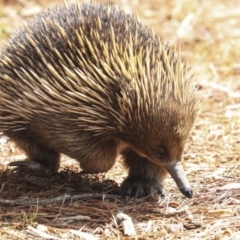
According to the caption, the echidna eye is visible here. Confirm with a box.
[155,146,167,159]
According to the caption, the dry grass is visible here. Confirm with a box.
[0,0,239,239]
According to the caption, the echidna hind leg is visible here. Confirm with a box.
[120,148,167,199]
[9,138,60,177]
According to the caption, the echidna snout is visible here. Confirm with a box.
[165,162,193,198]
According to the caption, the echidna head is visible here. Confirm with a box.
[128,101,194,158]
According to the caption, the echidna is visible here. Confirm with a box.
[0,2,198,198]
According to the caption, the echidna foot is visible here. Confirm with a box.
[9,160,56,177]
[119,175,165,199]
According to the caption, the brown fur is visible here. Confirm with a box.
[0,3,198,198]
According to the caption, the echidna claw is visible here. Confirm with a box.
[9,160,55,177]
[119,176,165,199]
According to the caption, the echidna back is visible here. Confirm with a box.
[0,3,155,134]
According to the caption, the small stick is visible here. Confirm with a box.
[27,225,60,239]
[115,211,136,236]
[0,193,115,206]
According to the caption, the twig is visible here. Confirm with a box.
[115,211,136,236]
[0,193,116,206]
[27,225,60,239]
[55,215,91,221]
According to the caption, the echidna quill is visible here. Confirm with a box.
[0,3,198,198]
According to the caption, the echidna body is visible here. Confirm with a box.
[0,3,198,198]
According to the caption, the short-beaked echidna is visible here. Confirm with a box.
[0,3,198,198]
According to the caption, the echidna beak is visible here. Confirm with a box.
[164,161,193,198]
[179,187,193,198]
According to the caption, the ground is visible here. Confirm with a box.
[0,0,239,239]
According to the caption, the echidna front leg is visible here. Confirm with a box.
[9,139,60,176]
[120,148,167,198]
